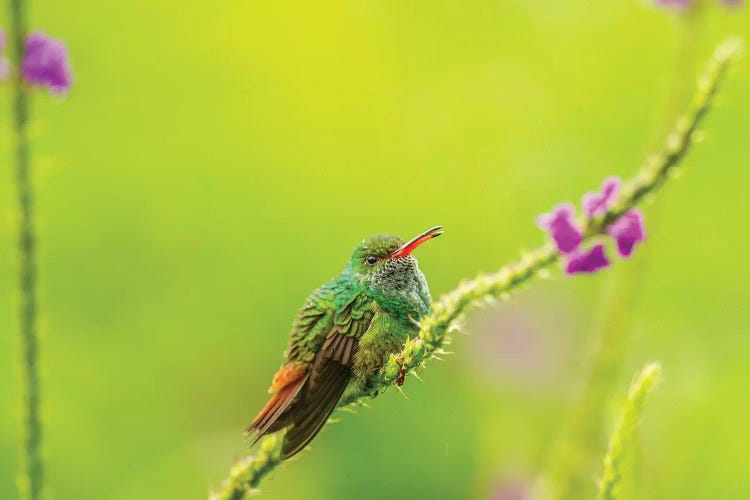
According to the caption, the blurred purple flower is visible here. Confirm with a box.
[0,31,9,80]
[493,484,530,500]
[565,244,610,274]
[22,31,72,94]
[654,0,692,7]
[654,0,742,8]
[491,476,533,500]
[537,204,582,254]
[582,176,621,217]
[607,210,646,257]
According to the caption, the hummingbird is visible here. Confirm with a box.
[246,226,443,459]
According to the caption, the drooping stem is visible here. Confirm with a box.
[9,1,42,499]
[212,36,741,499]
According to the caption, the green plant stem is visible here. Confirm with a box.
[596,362,662,500]
[653,5,706,143]
[548,14,705,500]
[9,1,42,499]
[212,36,741,499]
[210,434,282,500]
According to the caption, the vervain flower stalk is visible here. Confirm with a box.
[596,362,663,500]
[212,434,283,500]
[6,1,73,498]
[546,7,705,497]
[8,2,42,499]
[212,36,741,499]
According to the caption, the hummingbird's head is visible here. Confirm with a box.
[346,226,442,304]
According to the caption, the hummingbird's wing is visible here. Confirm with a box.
[247,284,376,459]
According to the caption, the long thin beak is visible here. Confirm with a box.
[390,226,443,259]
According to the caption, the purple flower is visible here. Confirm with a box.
[492,480,532,500]
[537,204,582,254]
[537,175,648,275]
[582,177,621,217]
[653,0,741,8]
[565,244,610,274]
[607,210,646,257]
[22,31,72,94]
[0,31,9,80]
[653,0,693,7]
[537,203,611,274]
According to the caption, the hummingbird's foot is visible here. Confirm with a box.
[396,365,406,386]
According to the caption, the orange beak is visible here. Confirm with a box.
[390,226,443,259]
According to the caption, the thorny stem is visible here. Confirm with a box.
[9,1,43,499]
[211,36,742,499]
[210,434,283,500]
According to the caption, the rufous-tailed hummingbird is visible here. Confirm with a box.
[247,226,443,459]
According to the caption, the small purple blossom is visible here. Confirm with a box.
[537,204,582,254]
[0,31,9,80]
[22,31,72,94]
[537,174,649,275]
[565,244,610,274]
[537,203,611,274]
[582,176,621,217]
[607,210,647,257]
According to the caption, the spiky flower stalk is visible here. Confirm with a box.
[210,434,283,500]
[376,34,739,399]
[596,362,663,500]
[9,0,43,499]
[548,12,705,498]
[212,36,741,499]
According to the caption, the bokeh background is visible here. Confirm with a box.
[1,1,748,499]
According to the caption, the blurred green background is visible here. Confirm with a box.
[1,1,748,499]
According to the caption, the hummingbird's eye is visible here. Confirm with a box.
[365,255,378,266]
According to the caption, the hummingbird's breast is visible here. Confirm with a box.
[368,256,431,324]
